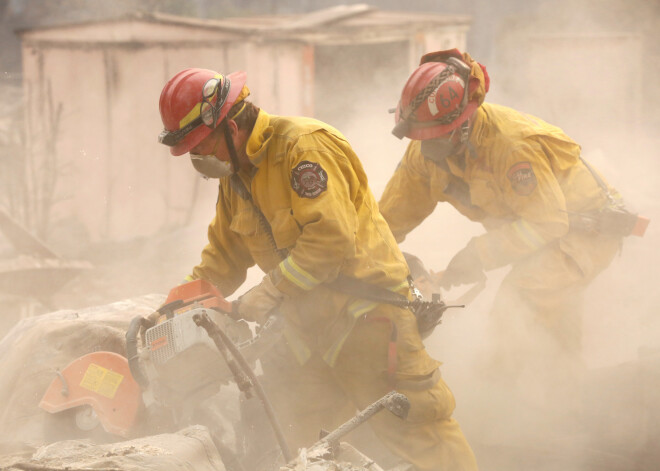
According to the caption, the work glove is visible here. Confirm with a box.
[440,241,486,289]
[232,275,285,324]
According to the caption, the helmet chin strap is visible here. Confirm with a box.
[222,121,241,174]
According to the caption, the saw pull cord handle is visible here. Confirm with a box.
[125,315,154,389]
[192,311,294,463]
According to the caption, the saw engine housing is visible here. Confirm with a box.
[142,305,249,407]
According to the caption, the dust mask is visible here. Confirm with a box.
[420,121,470,164]
[420,138,463,163]
[190,154,234,179]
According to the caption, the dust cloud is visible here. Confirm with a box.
[337,42,659,471]
[1,2,659,471]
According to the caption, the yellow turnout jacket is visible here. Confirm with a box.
[379,103,618,271]
[191,110,409,363]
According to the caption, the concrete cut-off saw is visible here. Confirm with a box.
[39,279,280,438]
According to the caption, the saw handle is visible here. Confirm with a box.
[156,299,184,320]
[125,315,154,389]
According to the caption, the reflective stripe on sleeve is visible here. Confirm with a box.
[391,279,411,293]
[278,255,321,290]
[511,219,546,250]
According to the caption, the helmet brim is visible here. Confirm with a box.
[169,70,248,156]
[397,101,478,141]
[169,124,211,157]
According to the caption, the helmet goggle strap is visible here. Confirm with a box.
[392,57,471,139]
[158,75,232,147]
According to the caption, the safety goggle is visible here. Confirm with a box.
[158,76,232,147]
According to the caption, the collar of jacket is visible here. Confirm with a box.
[468,105,487,147]
[245,109,275,168]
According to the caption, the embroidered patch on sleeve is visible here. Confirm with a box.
[290,160,328,198]
[506,161,537,196]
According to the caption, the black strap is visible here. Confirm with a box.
[579,156,621,207]
[229,173,252,201]
[230,173,288,260]
[326,275,411,309]
[578,156,608,193]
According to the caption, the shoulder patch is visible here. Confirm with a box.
[507,161,537,196]
[290,160,328,199]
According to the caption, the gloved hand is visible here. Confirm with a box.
[232,275,285,324]
[440,242,486,289]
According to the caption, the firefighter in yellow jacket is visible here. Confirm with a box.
[157,68,478,471]
[379,49,631,367]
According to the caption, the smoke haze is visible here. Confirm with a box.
[0,1,658,470]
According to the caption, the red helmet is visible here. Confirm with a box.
[158,68,247,156]
[392,57,475,140]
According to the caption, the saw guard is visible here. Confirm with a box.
[39,351,142,437]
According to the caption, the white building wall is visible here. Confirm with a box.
[20,19,467,244]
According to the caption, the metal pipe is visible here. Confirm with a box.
[315,391,410,449]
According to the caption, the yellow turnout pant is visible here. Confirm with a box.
[259,304,478,471]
